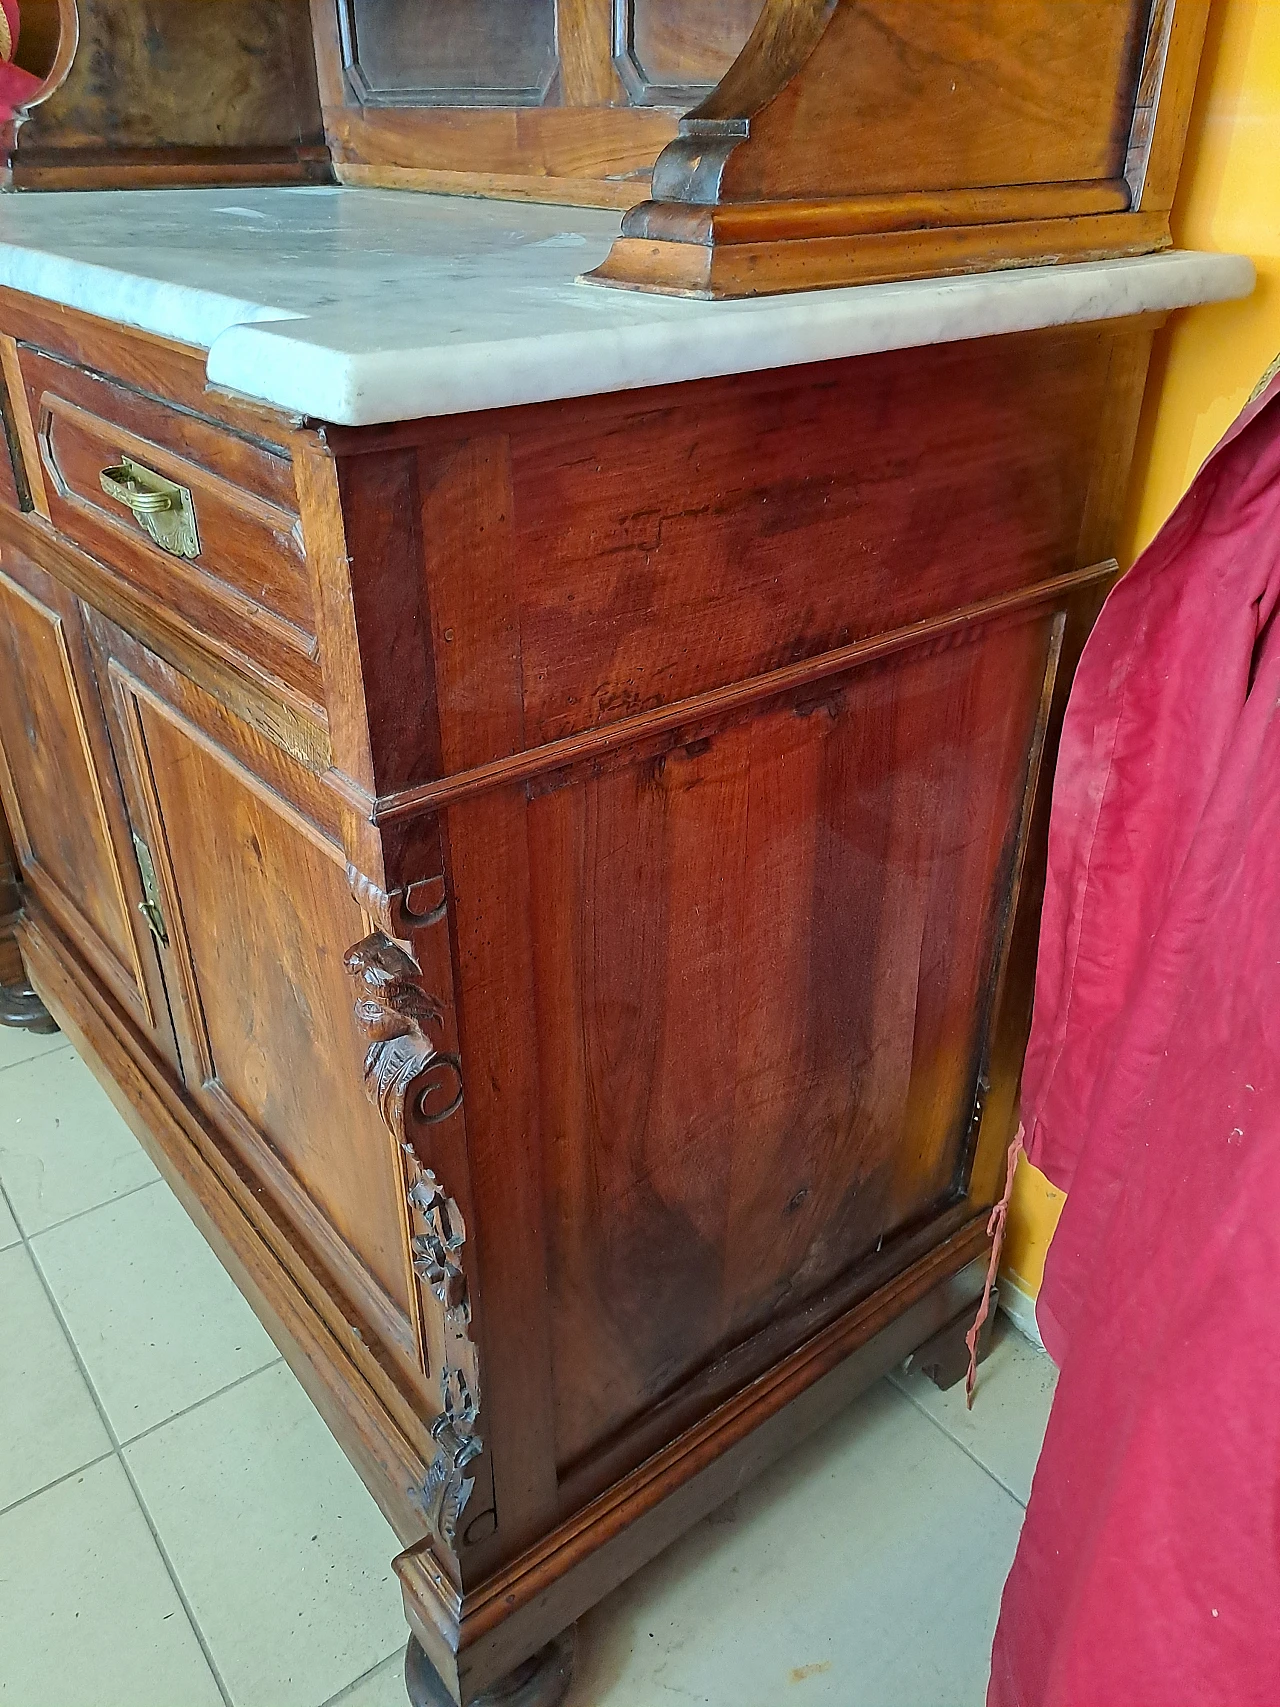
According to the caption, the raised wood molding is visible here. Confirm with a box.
[374,558,1119,824]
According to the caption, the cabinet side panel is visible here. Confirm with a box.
[533,608,1058,1474]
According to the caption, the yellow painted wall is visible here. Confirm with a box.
[1001,0,1280,1304]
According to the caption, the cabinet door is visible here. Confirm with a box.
[86,610,429,1399]
[0,548,177,1059]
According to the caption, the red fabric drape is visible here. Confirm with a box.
[0,2,44,122]
[989,370,1280,1706]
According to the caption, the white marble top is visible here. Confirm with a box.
[0,186,1254,427]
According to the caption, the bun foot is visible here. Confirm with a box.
[0,978,58,1034]
[405,1629,575,1707]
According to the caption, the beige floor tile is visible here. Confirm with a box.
[0,1455,223,1707]
[0,1244,112,1511]
[565,1380,1022,1707]
[0,1046,157,1235]
[124,1362,406,1707]
[323,1652,406,1707]
[32,1178,280,1442]
[0,1025,67,1076]
[891,1318,1058,1505]
[0,1187,18,1250]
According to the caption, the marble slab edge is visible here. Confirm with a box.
[203,251,1254,428]
[0,242,303,351]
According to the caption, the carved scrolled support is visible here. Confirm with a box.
[347,864,447,942]
[344,879,488,1551]
[343,930,458,1140]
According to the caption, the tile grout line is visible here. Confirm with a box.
[118,1354,287,1451]
[0,1447,119,1521]
[318,1645,406,1707]
[1,1172,237,1707]
[0,1039,72,1077]
[22,1172,162,1241]
[888,1377,1030,1510]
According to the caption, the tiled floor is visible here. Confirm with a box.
[0,1020,1057,1707]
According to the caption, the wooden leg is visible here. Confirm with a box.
[905,1287,1000,1392]
[1,813,56,1034]
[404,1630,575,1707]
[0,975,59,1034]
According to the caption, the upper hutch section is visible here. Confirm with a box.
[2,1,1212,297]
[332,0,764,109]
[313,0,767,208]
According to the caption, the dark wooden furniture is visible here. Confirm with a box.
[0,268,1161,1701]
[2,0,330,189]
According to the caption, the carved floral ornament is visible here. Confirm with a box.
[343,890,482,1548]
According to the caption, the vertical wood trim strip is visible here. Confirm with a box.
[444,787,561,1571]
[559,0,623,105]
[1129,0,1212,213]
[412,436,561,1566]
[957,611,1066,1208]
[292,438,379,799]
[0,336,49,518]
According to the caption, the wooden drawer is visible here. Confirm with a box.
[20,347,323,715]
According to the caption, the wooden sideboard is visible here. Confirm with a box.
[0,270,1162,1703]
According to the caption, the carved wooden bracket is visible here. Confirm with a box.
[345,868,489,1551]
[343,930,461,1143]
[587,0,1209,298]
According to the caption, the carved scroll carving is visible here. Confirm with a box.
[348,865,447,940]
[344,879,485,1549]
[405,1157,484,1545]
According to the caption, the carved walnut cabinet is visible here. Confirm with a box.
[0,228,1229,1701]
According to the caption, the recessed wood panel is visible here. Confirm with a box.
[339,0,558,106]
[0,563,145,1011]
[615,0,762,104]
[125,691,417,1340]
[532,607,1058,1473]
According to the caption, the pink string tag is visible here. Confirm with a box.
[964,1123,1026,1408]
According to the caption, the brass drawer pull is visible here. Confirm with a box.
[100,456,200,560]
